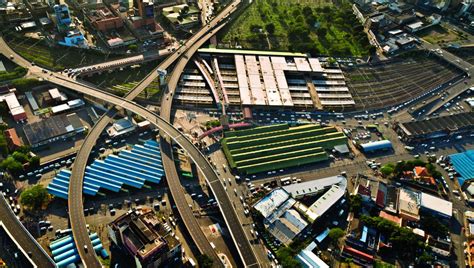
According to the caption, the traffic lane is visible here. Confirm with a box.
[69,109,116,268]
[0,195,56,268]
[160,137,222,265]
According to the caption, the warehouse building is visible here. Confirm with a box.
[359,140,393,153]
[175,48,355,110]
[49,233,108,267]
[449,150,474,187]
[253,176,347,244]
[395,112,474,142]
[22,113,84,148]
[47,140,163,199]
[420,192,452,219]
[108,207,181,268]
[0,91,26,122]
[222,123,347,175]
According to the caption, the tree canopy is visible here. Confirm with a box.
[20,184,50,210]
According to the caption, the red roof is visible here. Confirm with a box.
[343,246,374,262]
[375,190,385,208]
[379,211,402,226]
[414,166,429,177]
[5,128,22,149]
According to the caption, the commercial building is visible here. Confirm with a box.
[48,88,68,102]
[22,113,84,148]
[398,188,420,221]
[253,176,347,244]
[108,207,181,268]
[0,91,26,122]
[449,150,474,187]
[162,4,200,30]
[222,123,347,174]
[107,117,136,137]
[51,99,85,114]
[395,112,474,142]
[175,48,355,110]
[291,176,347,223]
[84,6,123,32]
[420,192,452,219]
[354,176,388,208]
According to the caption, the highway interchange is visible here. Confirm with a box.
[0,3,473,267]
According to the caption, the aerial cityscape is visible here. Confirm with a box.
[0,0,473,267]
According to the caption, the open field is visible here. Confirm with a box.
[344,52,463,110]
[220,0,372,56]
[3,32,123,71]
[417,25,467,45]
[83,61,161,100]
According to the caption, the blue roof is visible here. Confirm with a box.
[315,228,330,243]
[47,140,163,199]
[450,150,474,186]
[360,140,392,152]
[49,233,105,267]
[360,226,368,243]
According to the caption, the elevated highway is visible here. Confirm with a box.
[0,194,56,268]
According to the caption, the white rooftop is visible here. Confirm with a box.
[420,192,452,218]
[283,175,346,198]
[253,188,290,219]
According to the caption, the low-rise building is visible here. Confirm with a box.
[162,4,200,30]
[420,192,452,219]
[0,90,26,122]
[22,113,84,148]
[398,187,421,221]
[84,6,123,32]
[108,207,181,268]
[4,128,22,150]
[107,117,136,137]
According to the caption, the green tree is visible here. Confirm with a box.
[12,151,28,163]
[265,23,275,35]
[1,156,23,173]
[196,254,213,268]
[328,228,345,245]
[276,247,301,268]
[380,164,395,177]
[348,194,362,215]
[29,156,40,168]
[128,44,138,51]
[20,184,50,210]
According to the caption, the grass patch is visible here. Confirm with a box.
[417,24,467,45]
[221,0,372,56]
[3,32,124,71]
[83,61,161,100]
[0,66,27,83]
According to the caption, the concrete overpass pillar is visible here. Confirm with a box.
[158,69,168,91]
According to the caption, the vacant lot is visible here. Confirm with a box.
[83,61,161,100]
[221,0,372,56]
[417,25,467,45]
[3,32,123,71]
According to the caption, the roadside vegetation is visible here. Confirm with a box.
[83,61,161,100]
[221,0,373,56]
[20,184,51,210]
[2,32,123,71]
[0,66,27,83]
